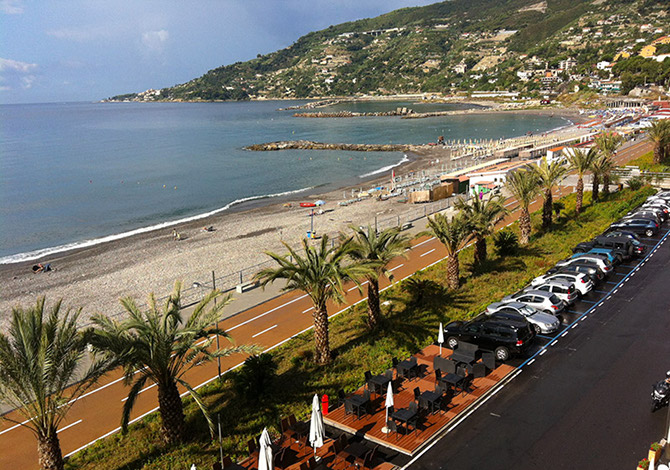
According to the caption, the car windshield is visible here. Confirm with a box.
[549,294,561,304]
[520,306,535,316]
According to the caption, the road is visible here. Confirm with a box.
[406,210,670,470]
[0,139,653,468]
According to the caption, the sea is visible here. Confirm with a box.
[0,100,569,263]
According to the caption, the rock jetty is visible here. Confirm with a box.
[294,107,414,118]
[245,140,412,152]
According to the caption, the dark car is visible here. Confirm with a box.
[574,235,637,260]
[444,316,536,362]
[609,218,658,237]
[602,230,647,255]
[624,211,663,225]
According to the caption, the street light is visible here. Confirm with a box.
[192,273,222,381]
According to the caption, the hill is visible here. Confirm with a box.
[108,0,669,102]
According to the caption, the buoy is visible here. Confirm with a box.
[163,185,166,188]
[174,186,177,190]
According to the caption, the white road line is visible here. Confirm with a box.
[388,264,404,272]
[0,418,32,436]
[413,236,436,248]
[561,331,569,337]
[528,359,536,365]
[228,293,309,332]
[539,349,547,356]
[57,419,82,434]
[347,281,368,292]
[421,248,436,257]
[122,383,157,402]
[252,324,278,338]
[551,340,558,346]
[302,307,314,314]
[571,324,578,329]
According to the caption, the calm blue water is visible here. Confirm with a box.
[0,101,568,262]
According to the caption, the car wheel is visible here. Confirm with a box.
[533,324,541,334]
[447,336,459,350]
[645,229,654,237]
[556,315,564,324]
[495,347,510,362]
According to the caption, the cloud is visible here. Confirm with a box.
[0,57,38,90]
[141,29,169,53]
[0,0,23,14]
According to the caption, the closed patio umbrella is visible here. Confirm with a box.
[309,394,325,460]
[258,427,273,470]
[438,322,444,356]
[382,380,394,433]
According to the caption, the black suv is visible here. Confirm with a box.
[573,235,636,261]
[444,316,536,362]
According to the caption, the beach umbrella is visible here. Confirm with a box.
[383,380,394,433]
[309,394,325,460]
[438,322,444,356]
[258,428,273,470]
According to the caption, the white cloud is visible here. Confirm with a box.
[0,57,37,73]
[0,0,23,14]
[141,29,169,53]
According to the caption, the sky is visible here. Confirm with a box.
[0,0,439,104]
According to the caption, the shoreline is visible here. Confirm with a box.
[0,107,586,332]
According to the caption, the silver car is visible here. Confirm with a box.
[502,289,566,315]
[486,301,560,334]
[531,272,593,296]
[525,279,578,306]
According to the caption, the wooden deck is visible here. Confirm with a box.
[324,344,515,456]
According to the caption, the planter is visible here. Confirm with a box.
[649,446,663,463]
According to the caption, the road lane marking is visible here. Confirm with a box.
[252,324,278,338]
[302,307,314,313]
[388,264,404,272]
[420,248,436,257]
[57,419,82,434]
[347,281,368,292]
[528,359,536,365]
[413,237,436,248]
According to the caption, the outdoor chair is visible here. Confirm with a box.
[288,414,308,443]
[482,351,496,370]
[472,362,488,378]
[413,387,421,401]
[392,357,399,368]
[273,447,289,470]
[361,446,379,470]
[247,438,258,457]
[344,400,355,416]
[364,371,372,382]
[385,420,401,440]
[435,369,442,383]
[384,369,393,381]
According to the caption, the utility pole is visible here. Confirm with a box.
[213,270,221,381]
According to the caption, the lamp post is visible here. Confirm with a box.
[193,274,222,381]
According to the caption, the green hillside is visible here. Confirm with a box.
[108,0,669,102]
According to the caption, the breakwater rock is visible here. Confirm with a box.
[245,140,412,152]
[294,107,414,118]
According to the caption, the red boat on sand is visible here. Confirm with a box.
[300,202,317,207]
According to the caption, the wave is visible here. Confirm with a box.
[0,186,313,265]
[359,154,410,178]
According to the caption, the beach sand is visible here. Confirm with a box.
[0,108,585,332]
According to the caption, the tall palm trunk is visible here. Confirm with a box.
[592,174,600,202]
[366,279,381,329]
[446,254,460,290]
[653,144,663,165]
[313,303,331,365]
[37,431,64,470]
[602,174,610,197]
[542,188,553,230]
[474,236,487,265]
[158,380,186,445]
[575,177,584,214]
[519,208,531,245]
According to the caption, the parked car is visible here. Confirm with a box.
[556,255,612,275]
[639,205,668,222]
[642,202,670,217]
[500,290,566,315]
[546,263,603,284]
[572,249,618,265]
[444,316,536,361]
[575,235,638,260]
[486,301,560,334]
[623,211,663,225]
[527,278,579,305]
[531,272,593,297]
[609,218,658,237]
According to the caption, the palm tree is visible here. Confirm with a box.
[90,282,253,445]
[590,153,615,202]
[256,235,369,365]
[532,158,567,229]
[505,169,541,245]
[648,119,670,165]
[594,131,622,198]
[346,226,409,329]
[454,195,507,264]
[426,213,471,289]
[0,298,111,470]
[565,147,599,214]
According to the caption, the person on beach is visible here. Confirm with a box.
[32,263,52,273]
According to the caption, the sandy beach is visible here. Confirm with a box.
[0,107,586,332]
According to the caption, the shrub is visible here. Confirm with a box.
[638,458,650,469]
[626,176,645,191]
[650,442,662,451]
[232,353,278,402]
[493,229,519,257]
[553,201,565,217]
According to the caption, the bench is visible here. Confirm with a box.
[236,281,258,294]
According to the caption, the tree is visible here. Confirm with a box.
[648,120,670,165]
[594,131,622,197]
[426,213,471,289]
[532,158,567,229]
[256,235,369,365]
[0,298,111,470]
[346,226,409,329]
[90,282,253,445]
[590,153,615,202]
[454,195,507,264]
[505,169,541,245]
[565,147,599,214]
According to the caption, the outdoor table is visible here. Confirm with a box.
[419,390,442,414]
[396,357,418,380]
[367,374,391,395]
[440,373,466,394]
[391,408,418,434]
[346,394,369,417]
